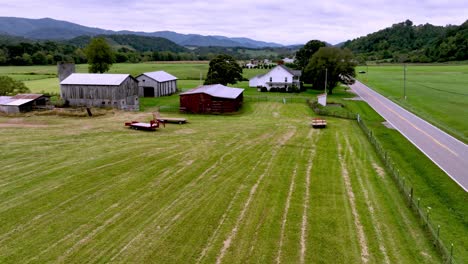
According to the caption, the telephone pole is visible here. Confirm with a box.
[403,64,407,100]
[324,68,328,94]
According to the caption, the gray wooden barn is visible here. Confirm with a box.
[136,71,177,97]
[60,73,139,111]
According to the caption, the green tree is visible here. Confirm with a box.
[32,51,47,65]
[303,47,356,94]
[0,76,30,96]
[85,37,115,73]
[294,40,327,70]
[204,54,243,85]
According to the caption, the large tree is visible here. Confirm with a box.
[302,47,356,94]
[204,54,243,85]
[294,40,327,70]
[0,76,30,96]
[85,37,115,73]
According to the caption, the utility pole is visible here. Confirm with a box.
[366,64,369,82]
[403,64,407,100]
[324,68,328,94]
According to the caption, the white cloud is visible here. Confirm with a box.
[0,0,466,45]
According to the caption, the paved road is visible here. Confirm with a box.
[349,80,468,192]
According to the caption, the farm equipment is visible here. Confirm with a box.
[311,117,327,128]
[125,119,165,131]
[153,111,187,124]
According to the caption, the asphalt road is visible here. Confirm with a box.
[349,80,468,192]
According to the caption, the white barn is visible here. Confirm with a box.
[136,71,178,97]
[249,65,301,92]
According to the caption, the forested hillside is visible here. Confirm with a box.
[343,19,468,62]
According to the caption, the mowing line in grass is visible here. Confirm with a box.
[344,135,390,264]
[107,129,277,263]
[196,150,270,263]
[275,164,298,264]
[215,128,296,264]
[337,136,369,263]
[299,140,316,264]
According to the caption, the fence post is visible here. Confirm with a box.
[436,225,440,246]
[409,187,413,207]
[426,207,431,226]
[449,243,453,264]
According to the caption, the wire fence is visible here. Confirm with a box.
[244,95,310,103]
[308,100,458,264]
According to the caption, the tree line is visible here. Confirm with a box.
[0,33,295,66]
[343,19,468,63]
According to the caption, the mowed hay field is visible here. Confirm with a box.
[355,64,468,143]
[0,102,440,263]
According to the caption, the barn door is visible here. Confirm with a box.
[143,87,155,97]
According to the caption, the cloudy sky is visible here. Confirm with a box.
[1,0,467,45]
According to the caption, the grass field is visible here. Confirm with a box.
[342,98,468,261]
[0,102,441,263]
[355,64,468,143]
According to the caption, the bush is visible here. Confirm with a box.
[0,76,30,96]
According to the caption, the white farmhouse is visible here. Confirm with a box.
[249,65,301,92]
[136,71,177,97]
[282,57,295,63]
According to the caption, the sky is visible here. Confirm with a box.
[0,0,467,45]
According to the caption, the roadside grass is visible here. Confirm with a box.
[356,64,468,143]
[323,88,468,262]
[0,102,440,263]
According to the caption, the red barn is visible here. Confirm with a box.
[179,84,244,114]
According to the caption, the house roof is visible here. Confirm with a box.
[251,73,266,79]
[180,84,244,99]
[60,73,132,86]
[138,71,177,82]
[278,65,301,77]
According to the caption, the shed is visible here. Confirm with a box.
[60,73,139,111]
[136,71,177,97]
[0,94,50,114]
[179,84,244,114]
[317,93,327,106]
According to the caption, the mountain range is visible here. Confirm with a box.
[0,17,284,48]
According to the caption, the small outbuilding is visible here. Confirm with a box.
[317,93,327,106]
[60,73,139,111]
[136,71,177,97]
[0,94,50,114]
[179,84,244,114]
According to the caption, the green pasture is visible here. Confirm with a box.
[317,86,468,262]
[0,102,440,263]
[356,64,468,142]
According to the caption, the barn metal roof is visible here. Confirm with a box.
[5,99,34,106]
[60,73,131,86]
[0,94,44,106]
[139,71,177,82]
[0,96,13,105]
[180,84,244,99]
[11,94,44,100]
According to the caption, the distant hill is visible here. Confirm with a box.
[342,19,468,62]
[0,16,284,48]
[65,35,188,52]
